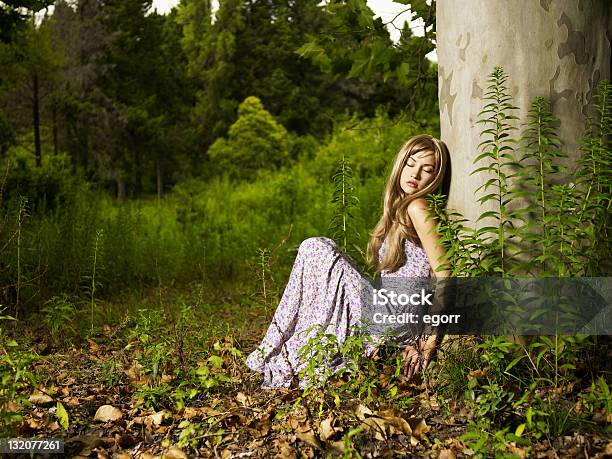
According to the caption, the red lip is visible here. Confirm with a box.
[407,180,418,188]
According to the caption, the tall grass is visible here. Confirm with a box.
[0,112,434,316]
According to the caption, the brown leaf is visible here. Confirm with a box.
[236,391,253,406]
[157,373,173,384]
[409,417,430,438]
[88,339,101,354]
[354,403,373,421]
[139,452,156,459]
[248,411,270,438]
[116,433,137,448]
[28,391,54,406]
[183,406,222,419]
[62,396,80,407]
[318,416,341,441]
[468,368,488,379]
[162,447,188,459]
[273,438,296,459]
[48,421,61,431]
[26,417,44,429]
[296,428,322,450]
[375,409,412,436]
[66,435,105,456]
[438,449,456,459]
[327,440,345,455]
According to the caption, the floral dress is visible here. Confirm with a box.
[245,236,431,389]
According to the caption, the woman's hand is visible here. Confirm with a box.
[401,335,437,380]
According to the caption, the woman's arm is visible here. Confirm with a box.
[407,197,451,278]
[401,197,450,379]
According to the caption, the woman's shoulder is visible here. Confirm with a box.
[407,197,430,215]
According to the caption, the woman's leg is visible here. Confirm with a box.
[246,236,377,388]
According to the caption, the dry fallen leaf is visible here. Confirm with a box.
[62,396,80,406]
[94,405,124,422]
[183,406,222,419]
[354,403,373,421]
[88,339,101,354]
[318,415,341,441]
[66,435,106,457]
[162,447,188,459]
[28,392,54,406]
[236,391,253,406]
[273,438,296,459]
[438,449,456,459]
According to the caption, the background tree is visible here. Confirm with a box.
[436,0,611,225]
[207,95,289,180]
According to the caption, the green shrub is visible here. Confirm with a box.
[207,96,289,181]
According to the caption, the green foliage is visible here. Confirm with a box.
[473,66,521,276]
[297,322,381,405]
[296,0,438,119]
[329,154,360,258]
[580,377,612,416]
[2,149,86,213]
[207,96,290,181]
[429,71,610,280]
[56,400,69,430]
[41,294,77,346]
[82,228,105,332]
[99,359,124,388]
[0,308,39,436]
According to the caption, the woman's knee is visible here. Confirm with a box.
[298,236,336,254]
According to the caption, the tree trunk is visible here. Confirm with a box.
[117,175,126,201]
[32,71,41,167]
[156,158,164,200]
[134,148,142,197]
[437,0,611,225]
[52,105,58,156]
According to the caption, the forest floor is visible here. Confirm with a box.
[4,284,612,459]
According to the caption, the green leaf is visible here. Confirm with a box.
[208,355,224,368]
[56,401,69,430]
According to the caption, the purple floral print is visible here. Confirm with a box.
[246,236,431,389]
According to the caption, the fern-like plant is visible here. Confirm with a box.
[571,80,611,275]
[329,154,361,259]
[515,96,565,275]
[472,66,522,276]
[82,228,105,332]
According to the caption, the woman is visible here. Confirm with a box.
[246,134,452,389]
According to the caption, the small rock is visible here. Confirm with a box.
[94,405,124,422]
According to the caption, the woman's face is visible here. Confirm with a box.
[400,150,436,195]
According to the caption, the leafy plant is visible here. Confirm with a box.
[0,308,39,436]
[41,294,77,346]
[580,376,612,416]
[472,65,522,277]
[329,154,361,261]
[82,228,105,332]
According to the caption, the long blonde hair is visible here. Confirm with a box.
[366,134,451,274]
